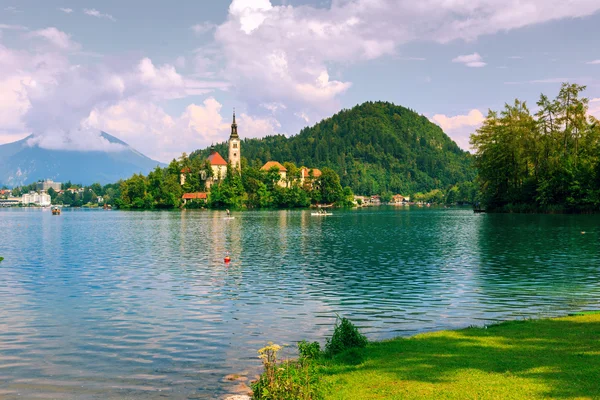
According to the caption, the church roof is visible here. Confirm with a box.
[207,151,227,166]
[261,161,287,172]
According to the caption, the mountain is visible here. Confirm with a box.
[0,132,164,187]
[191,101,476,195]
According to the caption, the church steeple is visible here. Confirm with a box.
[230,109,239,139]
[228,108,241,171]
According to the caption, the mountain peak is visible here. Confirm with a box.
[0,132,163,187]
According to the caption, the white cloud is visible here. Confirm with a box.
[0,35,237,156]
[83,8,116,22]
[86,98,280,161]
[4,6,21,13]
[213,0,600,120]
[261,102,287,113]
[295,111,310,123]
[191,22,217,35]
[0,23,27,30]
[58,8,73,14]
[586,60,600,65]
[29,27,80,51]
[430,109,486,150]
[452,53,487,68]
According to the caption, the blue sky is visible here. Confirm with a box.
[1,0,600,161]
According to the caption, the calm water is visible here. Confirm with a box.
[1,207,599,399]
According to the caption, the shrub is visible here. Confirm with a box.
[298,340,321,361]
[325,317,368,357]
[252,342,322,400]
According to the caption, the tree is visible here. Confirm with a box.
[317,168,343,204]
[471,83,600,212]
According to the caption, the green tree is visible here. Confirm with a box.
[318,168,343,204]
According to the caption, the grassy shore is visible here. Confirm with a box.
[321,313,600,399]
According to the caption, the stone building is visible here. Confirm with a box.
[261,161,288,187]
[36,179,62,192]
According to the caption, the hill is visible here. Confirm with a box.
[191,101,475,195]
[0,132,163,187]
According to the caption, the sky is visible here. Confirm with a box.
[1,0,600,162]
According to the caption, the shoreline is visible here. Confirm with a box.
[243,311,600,400]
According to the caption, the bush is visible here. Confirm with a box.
[252,342,322,400]
[298,340,321,361]
[325,317,368,357]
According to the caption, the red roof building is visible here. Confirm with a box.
[207,151,227,166]
[300,167,322,179]
[182,192,207,200]
[261,161,287,172]
[181,167,191,173]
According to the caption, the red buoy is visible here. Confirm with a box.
[224,256,231,263]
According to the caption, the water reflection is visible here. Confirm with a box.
[0,207,598,399]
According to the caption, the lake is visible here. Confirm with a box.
[0,207,599,399]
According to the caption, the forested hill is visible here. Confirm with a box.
[191,102,475,195]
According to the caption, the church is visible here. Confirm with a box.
[180,111,241,197]
[180,110,320,204]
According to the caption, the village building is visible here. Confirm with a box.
[22,191,51,206]
[299,167,322,188]
[180,167,191,186]
[354,195,369,206]
[391,194,405,204]
[182,192,207,205]
[205,149,228,190]
[370,195,381,205]
[261,161,288,187]
[36,179,62,192]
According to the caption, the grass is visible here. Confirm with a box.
[320,313,600,399]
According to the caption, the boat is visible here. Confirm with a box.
[52,207,61,215]
[223,217,235,220]
[311,212,333,216]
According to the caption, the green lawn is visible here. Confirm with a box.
[321,313,600,399]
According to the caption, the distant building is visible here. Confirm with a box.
[391,194,406,204]
[370,195,381,205]
[299,167,322,188]
[97,196,104,204]
[354,195,368,205]
[261,161,288,187]
[36,179,61,192]
[0,198,20,207]
[22,191,51,206]
[205,149,228,190]
[182,192,207,205]
[180,167,191,186]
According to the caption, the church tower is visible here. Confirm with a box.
[228,110,241,171]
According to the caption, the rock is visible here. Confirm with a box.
[224,374,248,382]
[224,396,251,400]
